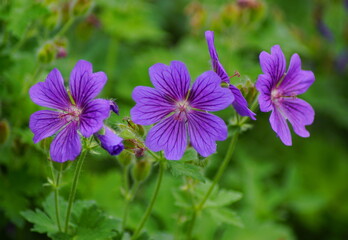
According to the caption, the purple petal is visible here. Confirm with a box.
[188,71,233,111]
[187,111,228,157]
[255,74,273,112]
[50,122,81,162]
[29,110,68,143]
[279,54,315,96]
[79,99,110,138]
[29,68,70,110]
[69,60,107,107]
[205,31,230,83]
[145,114,187,160]
[131,86,174,125]
[96,126,124,155]
[280,98,314,138]
[269,107,292,146]
[109,100,119,115]
[149,61,190,101]
[259,45,286,86]
[229,84,256,120]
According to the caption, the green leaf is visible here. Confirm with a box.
[21,209,58,234]
[167,160,205,182]
[196,181,242,207]
[206,207,244,228]
[72,204,120,240]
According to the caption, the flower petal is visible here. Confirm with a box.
[149,61,190,101]
[29,110,68,143]
[109,100,119,115]
[205,31,230,83]
[96,126,124,155]
[255,74,273,112]
[280,54,315,96]
[259,45,286,86]
[229,84,256,120]
[145,114,187,160]
[50,122,81,163]
[131,86,174,125]
[29,68,70,110]
[79,99,110,138]
[187,111,228,157]
[269,107,292,146]
[69,60,107,107]
[188,71,233,111]
[280,98,314,138]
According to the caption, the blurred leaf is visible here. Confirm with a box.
[206,207,244,228]
[167,160,205,182]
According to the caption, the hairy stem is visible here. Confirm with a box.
[131,162,164,239]
[186,132,239,239]
[64,150,88,233]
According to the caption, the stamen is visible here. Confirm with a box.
[229,71,240,79]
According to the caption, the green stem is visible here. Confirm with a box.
[64,150,88,233]
[49,160,62,232]
[56,17,75,38]
[122,181,140,230]
[186,132,240,239]
[131,162,164,239]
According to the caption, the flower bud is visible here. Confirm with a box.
[123,117,145,137]
[71,0,92,17]
[123,139,137,150]
[0,120,10,145]
[117,150,133,166]
[95,126,124,156]
[37,42,57,64]
[132,159,152,182]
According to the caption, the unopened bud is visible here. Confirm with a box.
[0,120,10,145]
[123,139,137,149]
[37,42,56,64]
[71,0,92,17]
[123,117,145,137]
[132,159,152,182]
[134,148,145,158]
[118,150,133,166]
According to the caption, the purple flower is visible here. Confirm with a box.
[256,45,315,145]
[205,30,256,120]
[96,126,124,155]
[29,60,110,162]
[131,61,233,160]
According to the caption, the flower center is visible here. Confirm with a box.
[271,88,283,105]
[64,105,83,122]
[174,100,191,121]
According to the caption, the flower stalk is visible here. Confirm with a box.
[64,149,88,233]
[186,131,239,239]
[131,161,164,240]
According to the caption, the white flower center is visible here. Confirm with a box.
[64,105,83,122]
[174,100,191,121]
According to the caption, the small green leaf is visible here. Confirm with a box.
[167,160,205,182]
[206,207,244,228]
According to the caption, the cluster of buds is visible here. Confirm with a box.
[37,38,68,64]
[117,118,152,182]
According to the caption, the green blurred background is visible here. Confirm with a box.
[0,0,348,239]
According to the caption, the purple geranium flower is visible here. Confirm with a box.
[131,61,233,160]
[205,30,256,120]
[96,126,124,155]
[255,45,315,145]
[29,60,111,162]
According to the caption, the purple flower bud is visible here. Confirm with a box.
[96,126,124,156]
[110,100,119,115]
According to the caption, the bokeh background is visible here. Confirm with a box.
[1,0,348,239]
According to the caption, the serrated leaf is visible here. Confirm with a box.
[21,209,58,234]
[73,204,120,240]
[196,181,242,207]
[181,148,198,162]
[167,160,205,182]
[206,207,244,228]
